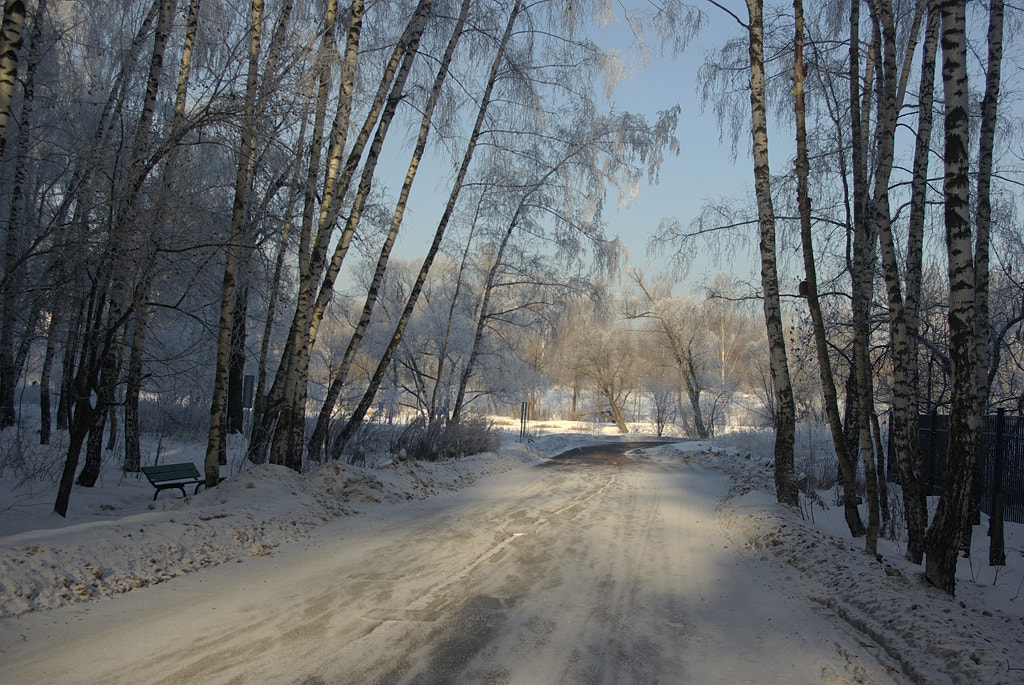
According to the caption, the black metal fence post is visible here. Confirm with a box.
[893,410,1022,528]
[989,408,1006,567]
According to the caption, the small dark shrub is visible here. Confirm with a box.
[392,415,499,462]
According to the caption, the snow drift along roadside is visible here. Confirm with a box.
[0,445,541,618]
[666,444,1024,685]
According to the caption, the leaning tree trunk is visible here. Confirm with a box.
[336,0,523,450]
[269,0,428,468]
[308,0,470,460]
[794,0,865,537]
[924,0,980,595]
[745,0,797,507]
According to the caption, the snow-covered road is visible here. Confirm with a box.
[0,443,902,684]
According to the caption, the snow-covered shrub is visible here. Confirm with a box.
[0,426,63,484]
[391,415,499,462]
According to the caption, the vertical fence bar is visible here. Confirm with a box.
[519,401,527,441]
[927,409,938,494]
[989,408,1006,566]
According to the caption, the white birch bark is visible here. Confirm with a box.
[882,0,937,564]
[204,0,263,487]
[337,0,524,448]
[308,0,471,460]
[924,0,978,595]
[746,0,797,507]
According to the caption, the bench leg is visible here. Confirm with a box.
[152,485,189,501]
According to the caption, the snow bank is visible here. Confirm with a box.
[0,445,544,618]
[661,444,1024,685]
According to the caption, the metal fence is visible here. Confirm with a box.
[887,410,1024,524]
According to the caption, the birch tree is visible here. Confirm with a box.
[924,0,1003,595]
[335,0,523,449]
[204,0,265,488]
[0,0,27,428]
[251,0,431,469]
[306,0,472,460]
[744,0,798,507]
[923,0,978,595]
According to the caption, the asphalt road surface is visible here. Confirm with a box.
[0,443,901,683]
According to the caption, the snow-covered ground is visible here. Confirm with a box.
[1,422,1022,683]
[652,440,1024,685]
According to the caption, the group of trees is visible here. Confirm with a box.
[0,0,683,514]
[543,278,767,437]
[657,0,1021,595]
[1,0,1020,598]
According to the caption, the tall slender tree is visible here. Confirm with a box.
[793,0,866,537]
[204,0,264,488]
[336,0,524,449]
[745,0,797,507]
[924,0,979,595]
[307,0,472,461]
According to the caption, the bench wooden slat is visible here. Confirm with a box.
[142,463,202,480]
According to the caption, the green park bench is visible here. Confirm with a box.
[141,463,208,501]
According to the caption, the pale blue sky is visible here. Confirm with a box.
[594,10,755,289]
[378,6,768,298]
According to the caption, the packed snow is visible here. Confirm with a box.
[1,423,1022,683]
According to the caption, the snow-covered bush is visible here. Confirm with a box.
[391,416,499,462]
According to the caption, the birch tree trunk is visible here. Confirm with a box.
[924,0,979,595]
[267,0,431,468]
[847,0,881,553]
[204,0,263,488]
[794,0,865,537]
[10,0,46,427]
[0,0,26,428]
[973,0,1002,416]
[0,0,24,161]
[885,2,939,564]
[337,0,523,449]
[124,0,201,474]
[246,13,338,465]
[308,0,471,460]
[861,0,922,557]
[746,0,797,507]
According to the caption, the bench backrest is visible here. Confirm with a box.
[142,462,202,483]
